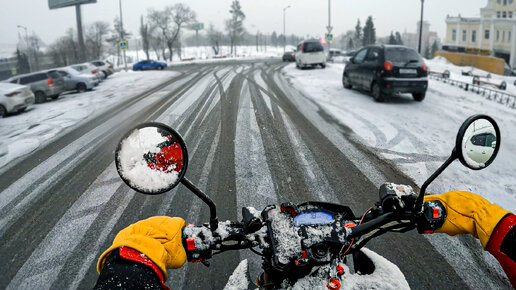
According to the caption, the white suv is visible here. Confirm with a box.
[296,40,326,69]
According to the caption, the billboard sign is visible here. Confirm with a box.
[49,0,97,10]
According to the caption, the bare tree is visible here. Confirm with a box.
[225,0,246,55]
[167,4,196,61]
[207,24,222,55]
[86,21,110,60]
[147,8,171,60]
[140,15,150,60]
[26,33,43,70]
[106,17,131,65]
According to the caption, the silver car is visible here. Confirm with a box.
[0,83,35,117]
[56,68,97,93]
[6,70,66,103]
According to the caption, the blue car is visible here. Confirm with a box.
[132,60,167,71]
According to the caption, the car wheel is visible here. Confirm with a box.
[76,83,87,93]
[102,71,108,79]
[158,66,163,70]
[35,91,46,104]
[412,93,426,101]
[51,94,59,100]
[499,81,507,90]
[342,74,352,89]
[0,105,6,118]
[296,62,300,69]
[320,63,326,69]
[372,82,385,102]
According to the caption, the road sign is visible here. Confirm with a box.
[326,26,333,33]
[188,23,204,31]
[48,0,96,9]
[325,33,334,42]
[119,40,128,51]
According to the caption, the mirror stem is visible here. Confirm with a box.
[415,150,457,213]
[181,177,218,230]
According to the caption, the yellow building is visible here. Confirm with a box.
[444,0,516,68]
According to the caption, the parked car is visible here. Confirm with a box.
[56,67,97,93]
[132,60,167,71]
[327,48,344,61]
[69,63,103,84]
[296,40,326,69]
[282,51,296,62]
[465,126,496,164]
[6,70,66,103]
[342,45,428,102]
[0,83,35,117]
[90,60,114,79]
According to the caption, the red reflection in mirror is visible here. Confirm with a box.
[143,136,183,173]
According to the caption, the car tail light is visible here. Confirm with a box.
[421,63,428,72]
[47,78,54,87]
[301,43,305,53]
[91,70,97,74]
[383,61,393,71]
[5,91,21,97]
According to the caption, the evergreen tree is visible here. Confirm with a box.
[271,31,278,47]
[430,40,439,58]
[424,43,431,59]
[354,19,362,47]
[15,49,30,74]
[395,31,403,45]
[362,16,376,46]
[347,38,354,50]
[388,32,396,44]
[226,0,246,55]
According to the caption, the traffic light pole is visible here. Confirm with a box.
[75,5,86,62]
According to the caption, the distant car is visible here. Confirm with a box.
[328,48,344,61]
[90,60,114,79]
[295,40,326,69]
[282,51,296,62]
[132,60,167,71]
[56,68,97,93]
[0,83,35,117]
[6,70,66,103]
[342,45,428,102]
[69,63,103,84]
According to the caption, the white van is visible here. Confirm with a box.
[296,40,326,69]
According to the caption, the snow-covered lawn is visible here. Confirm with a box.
[283,62,515,212]
[0,70,177,169]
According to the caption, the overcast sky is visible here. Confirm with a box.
[0,0,487,46]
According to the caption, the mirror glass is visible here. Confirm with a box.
[459,117,499,169]
[115,124,187,194]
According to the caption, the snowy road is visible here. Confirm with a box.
[0,60,509,289]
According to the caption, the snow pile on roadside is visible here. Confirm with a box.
[282,63,515,213]
[0,70,176,169]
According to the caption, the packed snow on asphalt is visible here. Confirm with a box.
[0,70,177,169]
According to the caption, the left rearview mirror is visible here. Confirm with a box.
[115,123,188,194]
[456,115,501,170]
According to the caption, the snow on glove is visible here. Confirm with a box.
[424,191,510,248]
[97,216,186,279]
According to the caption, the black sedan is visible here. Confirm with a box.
[282,51,296,62]
[342,45,428,102]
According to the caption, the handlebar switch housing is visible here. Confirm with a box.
[417,201,447,233]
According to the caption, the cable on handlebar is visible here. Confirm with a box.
[340,206,374,256]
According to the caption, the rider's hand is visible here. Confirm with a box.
[97,216,186,278]
[424,191,510,248]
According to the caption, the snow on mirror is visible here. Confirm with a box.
[115,123,188,195]
[457,116,500,170]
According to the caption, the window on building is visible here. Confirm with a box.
[452,29,457,41]
[472,30,477,42]
[510,11,513,18]
[462,30,467,42]
[503,11,507,18]
[504,0,507,4]
[509,31,512,42]
[497,30,500,41]
[485,29,490,39]
[497,11,501,18]
[503,30,506,41]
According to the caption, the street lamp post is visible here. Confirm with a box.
[16,25,31,72]
[119,0,127,70]
[418,0,425,54]
[283,5,291,54]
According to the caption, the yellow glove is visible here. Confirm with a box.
[97,216,186,279]
[424,191,510,248]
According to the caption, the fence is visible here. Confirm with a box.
[429,74,516,109]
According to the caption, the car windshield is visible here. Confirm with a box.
[385,47,421,64]
[304,42,323,52]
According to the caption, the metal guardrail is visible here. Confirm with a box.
[429,74,516,109]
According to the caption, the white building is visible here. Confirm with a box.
[403,21,440,55]
[444,0,516,67]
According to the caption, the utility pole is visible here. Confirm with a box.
[283,5,291,54]
[76,5,86,62]
[418,0,425,54]
[17,25,31,72]
[327,0,332,51]
[119,0,127,70]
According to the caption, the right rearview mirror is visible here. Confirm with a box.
[455,115,501,170]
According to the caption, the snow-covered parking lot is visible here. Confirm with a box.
[0,70,177,169]
[283,61,515,213]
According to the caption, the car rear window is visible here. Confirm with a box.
[304,42,323,53]
[385,47,421,63]
[19,73,47,84]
